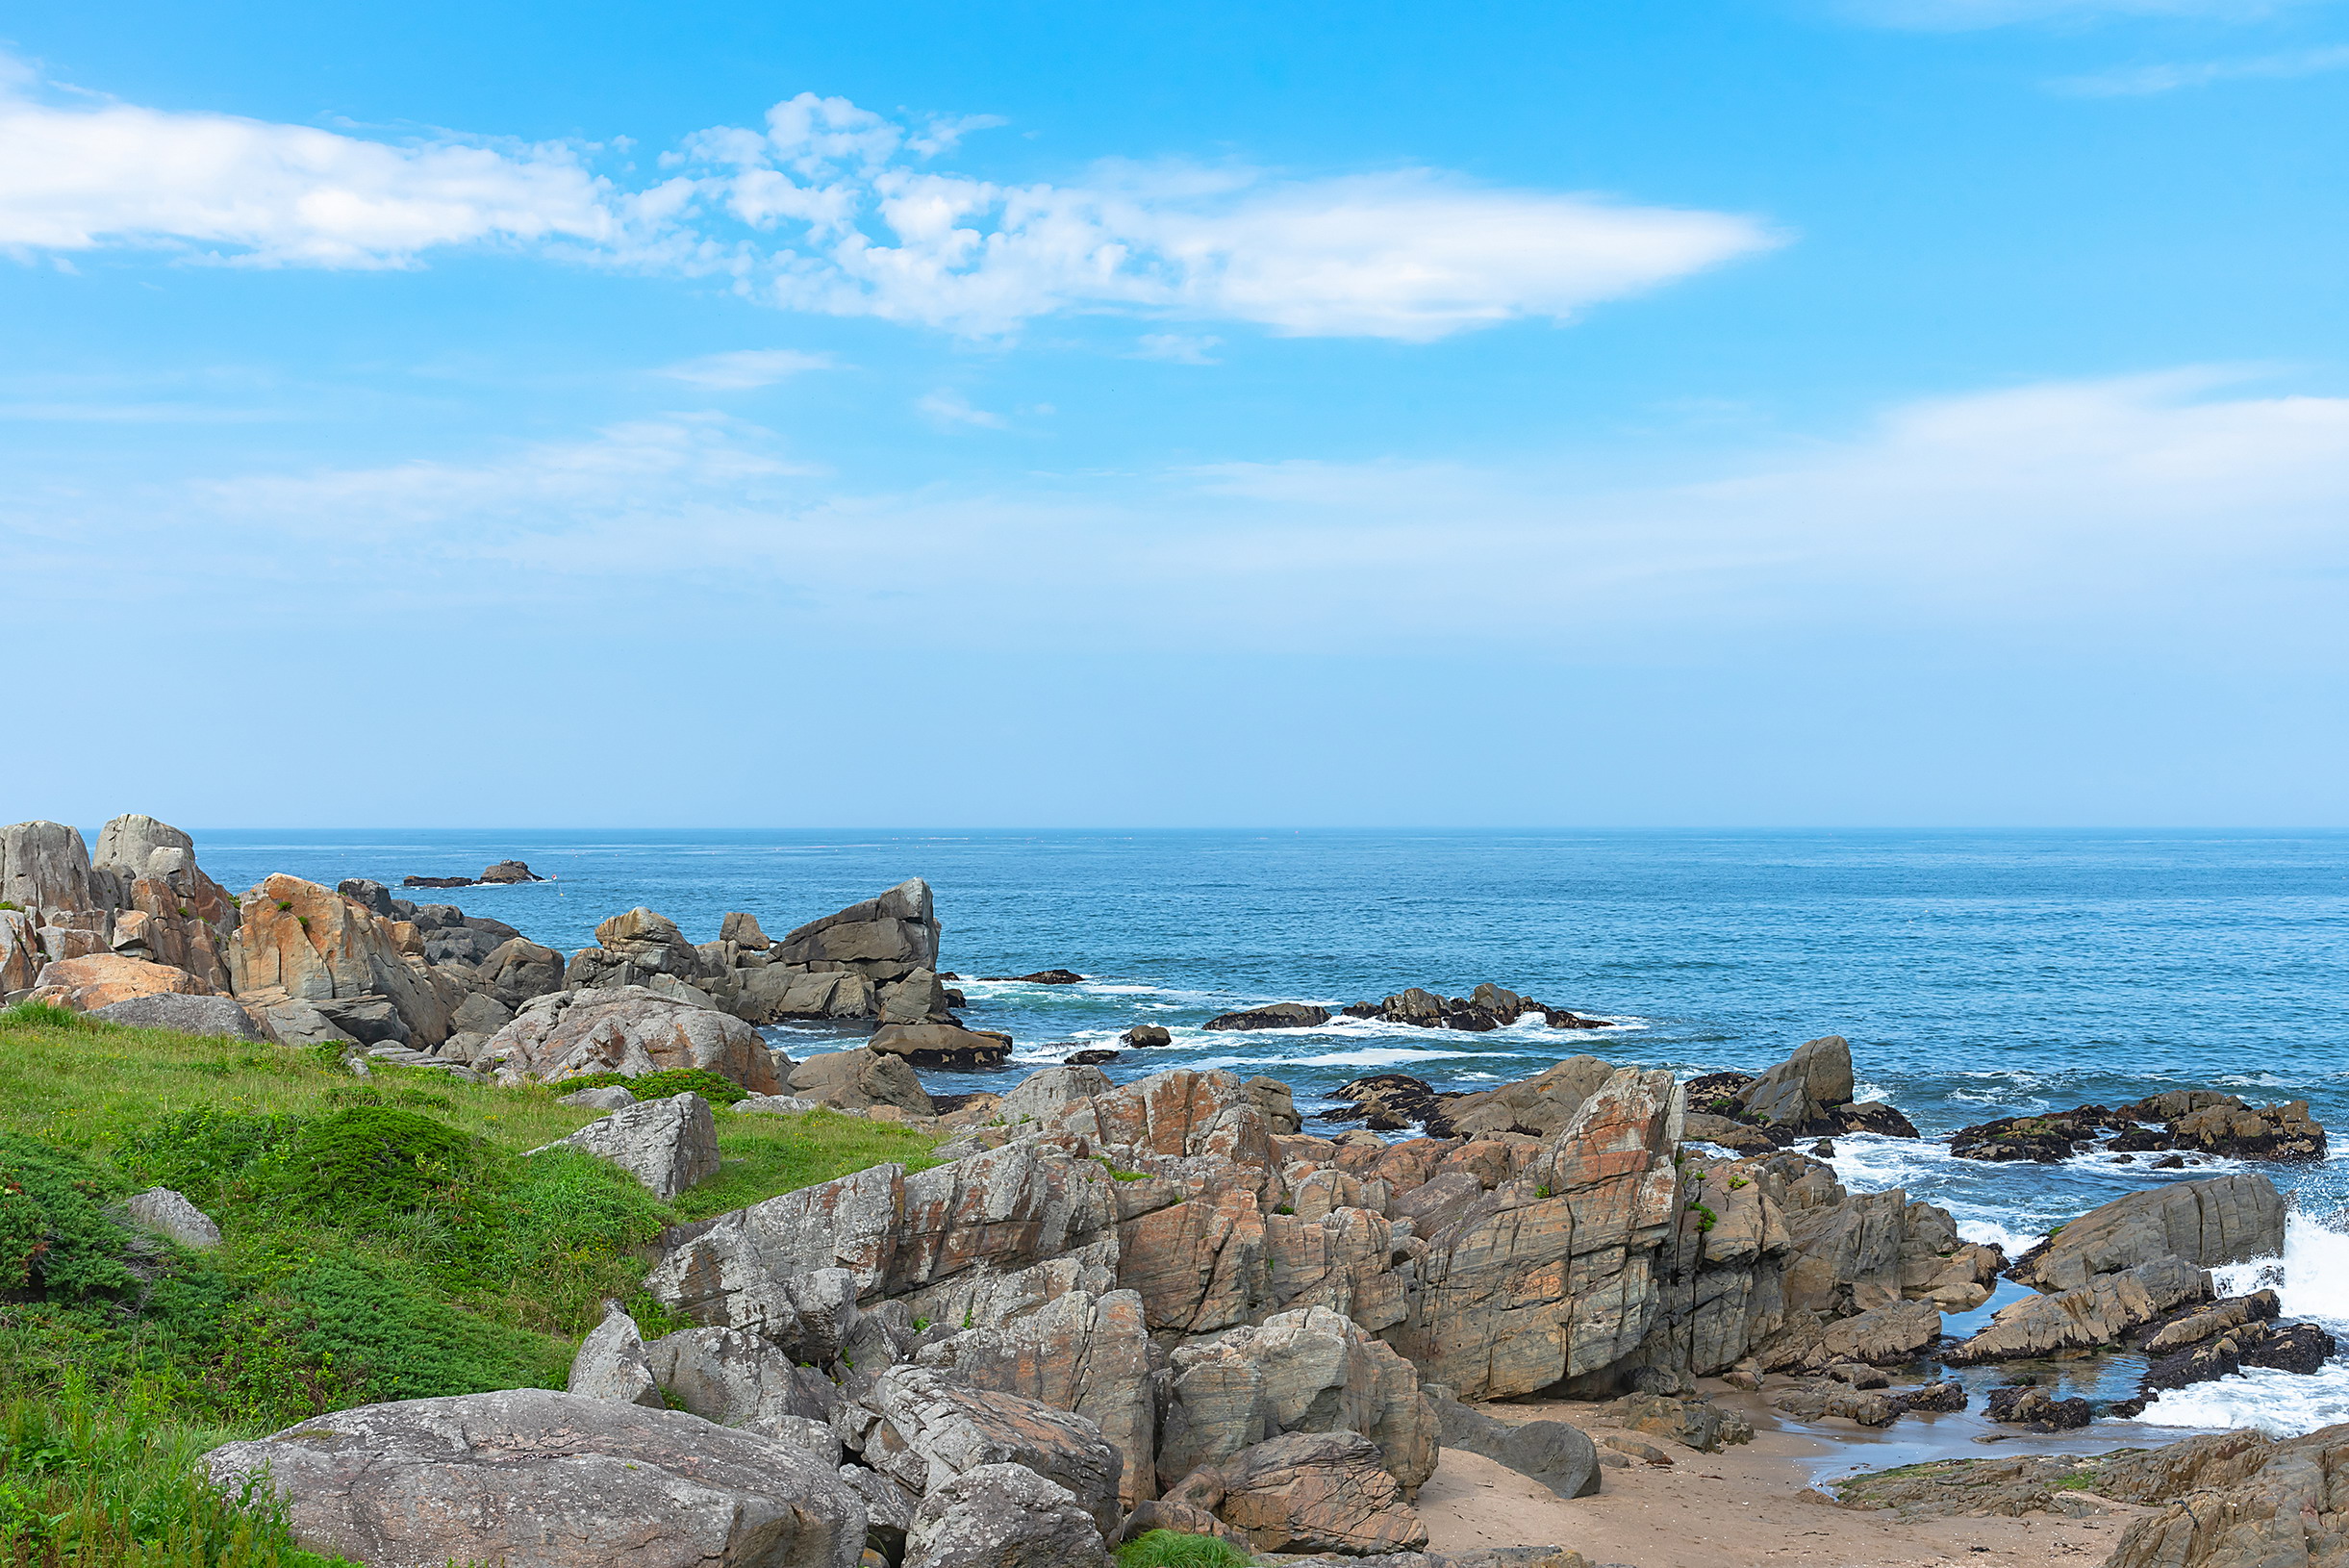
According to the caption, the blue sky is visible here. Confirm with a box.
[4,0,2345,827]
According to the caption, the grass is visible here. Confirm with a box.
[1115,1530,1255,1568]
[0,1000,940,1563]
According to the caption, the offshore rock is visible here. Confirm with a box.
[2008,1174,2286,1291]
[778,879,941,984]
[1202,1001,1332,1031]
[1983,1383,2091,1429]
[202,1388,866,1568]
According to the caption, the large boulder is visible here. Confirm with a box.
[646,1142,1119,1326]
[1157,1306,1436,1494]
[201,1388,866,1568]
[486,986,781,1093]
[868,1023,1009,1070]
[644,1323,846,1431]
[88,992,264,1040]
[0,820,92,915]
[1441,1056,1616,1139]
[2009,1175,2287,1292]
[1,909,41,993]
[788,1048,934,1113]
[30,953,214,1011]
[229,874,455,1048]
[1197,1429,1428,1555]
[1736,1035,1855,1131]
[778,880,941,983]
[535,1092,720,1200]
[475,937,567,1008]
[849,1366,1124,1543]
[902,1462,1109,1568]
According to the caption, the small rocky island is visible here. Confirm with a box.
[1,813,2339,1568]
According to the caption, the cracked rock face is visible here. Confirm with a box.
[489,985,781,1093]
[901,1461,1108,1568]
[2008,1174,2286,1292]
[1204,1429,1429,1555]
[202,1388,866,1568]
[536,1092,720,1200]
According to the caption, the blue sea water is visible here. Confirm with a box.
[189,826,2349,1431]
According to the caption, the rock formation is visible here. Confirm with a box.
[1952,1092,2327,1164]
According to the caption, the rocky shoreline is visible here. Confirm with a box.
[3,813,2341,1568]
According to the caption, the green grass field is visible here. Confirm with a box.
[0,1000,938,1564]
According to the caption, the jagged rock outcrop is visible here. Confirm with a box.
[202,1389,866,1568]
[535,1092,720,1199]
[1685,1036,1922,1143]
[1180,1429,1428,1555]
[844,1366,1123,1543]
[1945,1256,2211,1363]
[1157,1306,1436,1495]
[1,816,240,998]
[903,1462,1109,1568]
[229,873,458,1048]
[779,879,940,979]
[2008,1174,2286,1291]
[2102,1424,2349,1568]
[485,986,781,1093]
[916,1288,1158,1506]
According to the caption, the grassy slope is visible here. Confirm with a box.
[0,1002,937,1564]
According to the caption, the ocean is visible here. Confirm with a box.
[188,826,2349,1437]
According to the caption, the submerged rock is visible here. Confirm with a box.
[1201,1002,1331,1031]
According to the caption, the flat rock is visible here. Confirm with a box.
[88,992,262,1040]
[201,1388,865,1568]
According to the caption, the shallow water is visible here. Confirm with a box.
[188,827,2349,1433]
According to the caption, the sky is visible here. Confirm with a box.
[3,0,2345,828]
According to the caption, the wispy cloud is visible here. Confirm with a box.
[0,64,1781,341]
[1850,0,2322,28]
[1133,333,1222,365]
[2052,43,2349,92]
[914,390,1009,429]
[18,369,2344,656]
[656,348,839,388]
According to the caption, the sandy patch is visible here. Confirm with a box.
[1417,1397,2147,1568]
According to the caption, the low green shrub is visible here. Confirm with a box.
[257,1108,490,1221]
[554,1069,750,1107]
[1116,1530,1254,1568]
[0,1135,134,1301]
[0,1003,89,1032]
[118,1110,302,1212]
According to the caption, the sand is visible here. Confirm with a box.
[1415,1391,2156,1568]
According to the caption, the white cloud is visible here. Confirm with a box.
[915,390,1009,429]
[0,89,629,266]
[2052,43,2349,92]
[657,348,839,388]
[0,64,1778,341]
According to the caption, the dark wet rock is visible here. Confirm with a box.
[1201,1002,1331,1031]
[1337,984,1609,1034]
[1066,1049,1122,1066]
[982,969,1085,984]
[477,860,544,883]
[2141,1318,2337,1393]
[1983,1383,2091,1429]
[1954,1092,2325,1165]
[1121,1024,1172,1048]
[1945,1256,2212,1363]
[1326,1073,1452,1133]
[401,874,475,889]
[1682,1040,1920,1146]
[1894,1380,1967,1414]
